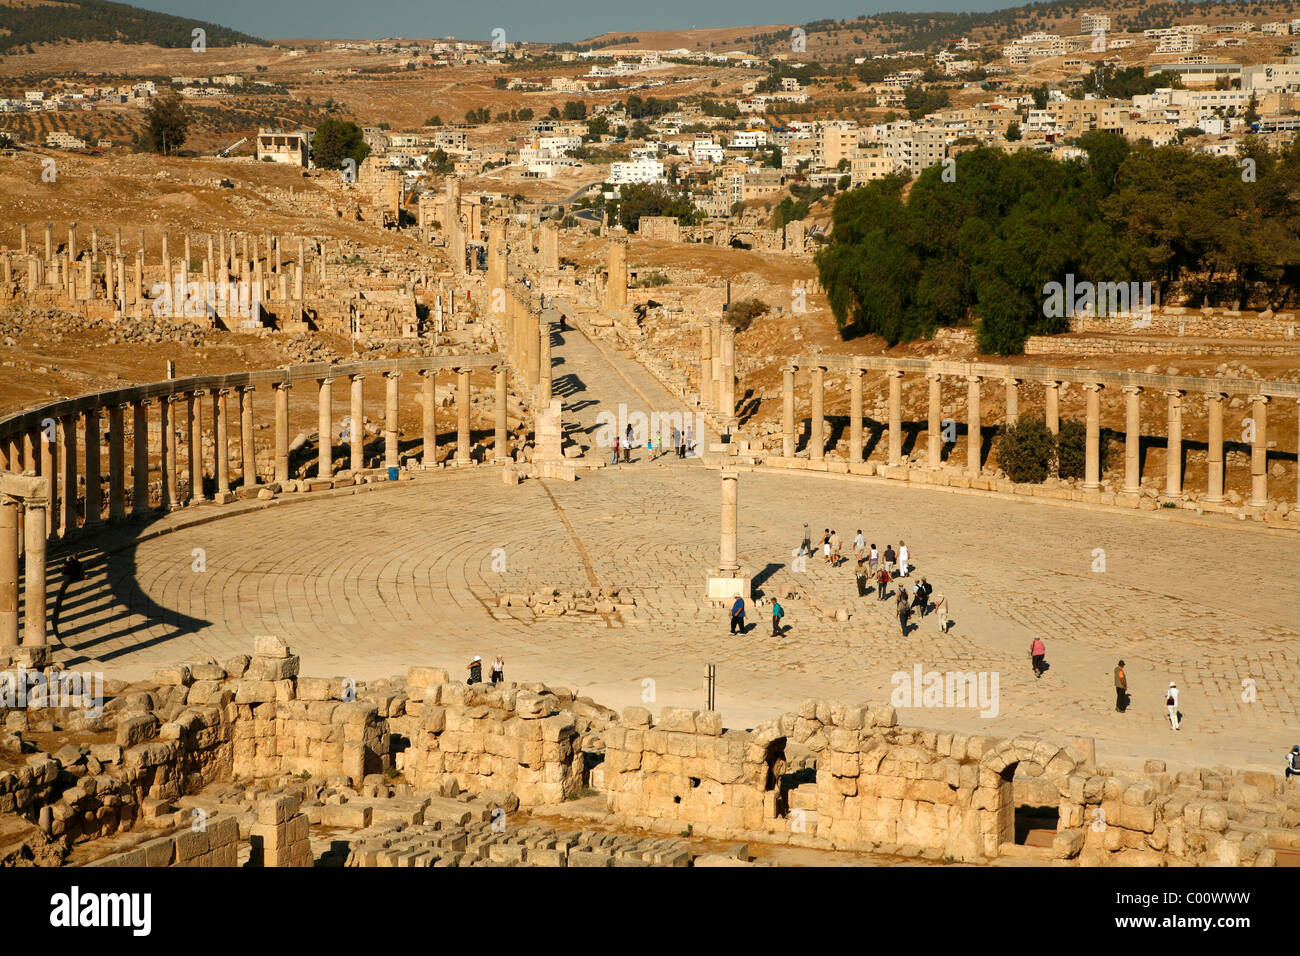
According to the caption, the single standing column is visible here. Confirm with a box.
[699,325,712,407]
[214,389,232,498]
[887,369,904,466]
[710,321,722,411]
[162,396,178,509]
[384,373,400,470]
[0,495,18,648]
[494,366,508,463]
[1083,382,1103,491]
[239,386,256,487]
[455,368,472,465]
[538,318,553,407]
[1165,389,1184,498]
[59,414,76,535]
[43,221,53,263]
[317,378,333,480]
[22,499,47,647]
[1124,386,1144,495]
[1249,394,1269,509]
[718,319,736,427]
[966,375,982,477]
[849,368,864,464]
[1004,377,1020,427]
[420,370,436,468]
[84,407,101,527]
[108,405,126,519]
[132,400,150,515]
[1045,381,1061,435]
[1204,390,1225,503]
[809,365,825,462]
[351,375,366,472]
[39,425,55,540]
[187,392,206,503]
[719,469,739,575]
[274,384,291,484]
[782,365,796,458]
[927,372,943,467]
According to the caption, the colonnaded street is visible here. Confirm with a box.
[47,321,1300,776]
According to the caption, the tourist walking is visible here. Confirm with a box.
[876,566,890,601]
[868,544,879,575]
[611,437,620,466]
[622,438,631,463]
[896,587,911,635]
[829,530,842,567]
[467,655,483,685]
[1165,682,1181,730]
[51,551,85,640]
[685,426,694,456]
[918,577,932,616]
[646,434,655,459]
[1287,746,1300,785]
[558,314,567,332]
[1114,660,1128,713]
[771,598,785,636]
[821,529,832,563]
[490,655,505,685]
[626,424,634,447]
[897,541,910,578]
[655,431,663,461]
[729,595,746,635]
[1030,637,1046,678]
[855,562,868,597]
[853,530,866,563]
[911,581,927,619]
[883,544,897,575]
[935,593,949,632]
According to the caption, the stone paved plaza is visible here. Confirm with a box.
[44,324,1300,778]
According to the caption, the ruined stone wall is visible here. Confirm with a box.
[1068,309,1299,339]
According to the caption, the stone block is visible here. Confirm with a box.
[253,636,291,659]
[622,707,653,729]
[116,714,158,748]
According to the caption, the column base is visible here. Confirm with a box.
[212,491,237,504]
[5,645,52,668]
[453,458,473,467]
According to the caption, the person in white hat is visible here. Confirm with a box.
[1165,681,1180,730]
[467,655,483,685]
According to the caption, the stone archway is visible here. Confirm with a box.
[978,738,1079,857]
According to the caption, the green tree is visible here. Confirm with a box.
[611,182,700,231]
[311,119,369,171]
[1005,121,1021,141]
[141,91,190,155]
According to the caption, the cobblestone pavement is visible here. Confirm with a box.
[46,322,1300,776]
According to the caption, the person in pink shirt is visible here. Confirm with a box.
[1030,638,1046,678]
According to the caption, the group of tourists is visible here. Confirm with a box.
[611,424,695,465]
[466,654,506,686]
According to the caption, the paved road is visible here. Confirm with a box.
[47,323,1300,775]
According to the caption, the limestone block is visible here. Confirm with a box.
[116,714,159,748]
[233,681,277,704]
[1122,781,1155,806]
[868,706,897,728]
[153,665,193,687]
[1051,829,1084,859]
[657,707,697,734]
[253,635,291,659]
[407,667,451,689]
[828,729,860,754]
[223,655,250,679]
[249,656,300,681]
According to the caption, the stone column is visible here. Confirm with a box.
[809,365,825,462]
[274,384,291,484]
[1204,391,1225,503]
[108,405,126,520]
[1004,377,1020,427]
[1045,381,1061,435]
[710,320,722,411]
[0,495,18,648]
[887,369,904,466]
[718,319,736,427]
[699,325,712,407]
[22,499,46,647]
[781,365,796,458]
[1124,385,1143,495]
[456,368,472,465]
[59,414,76,535]
[351,375,366,472]
[187,392,205,503]
[68,222,77,263]
[317,378,333,480]
[494,366,508,463]
[1249,395,1269,509]
[927,372,942,468]
[849,368,864,464]
[605,237,627,313]
[421,370,437,468]
[538,317,553,407]
[132,400,150,515]
[383,372,400,471]
[1083,382,1103,491]
[239,387,256,488]
[162,396,178,509]
[966,375,982,477]
[214,389,232,498]
[44,221,53,262]
[84,408,101,527]
[1165,389,1184,497]
[39,425,55,541]
[719,469,739,575]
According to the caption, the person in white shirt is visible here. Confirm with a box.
[853,530,866,559]
[1165,682,1180,730]
[897,541,910,577]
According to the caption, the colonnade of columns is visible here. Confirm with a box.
[779,360,1299,506]
[700,317,738,429]
[0,360,508,649]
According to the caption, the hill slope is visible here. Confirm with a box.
[0,0,267,54]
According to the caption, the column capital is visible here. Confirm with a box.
[1203,389,1227,402]
[965,374,981,384]
[930,370,946,382]
[1082,381,1104,392]
[1045,379,1064,388]
[885,368,904,379]
[385,369,402,379]
[217,386,234,397]
[1164,388,1185,399]
[317,376,335,386]
[240,383,256,393]
[1122,384,1144,395]
[784,363,799,374]
[1250,393,1271,406]
[272,381,293,392]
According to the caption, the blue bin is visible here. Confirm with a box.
[387,466,399,482]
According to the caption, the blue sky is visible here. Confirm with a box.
[140,0,1023,43]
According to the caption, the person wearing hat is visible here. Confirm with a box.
[1165,681,1180,730]
[467,655,483,685]
[1287,746,1300,784]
